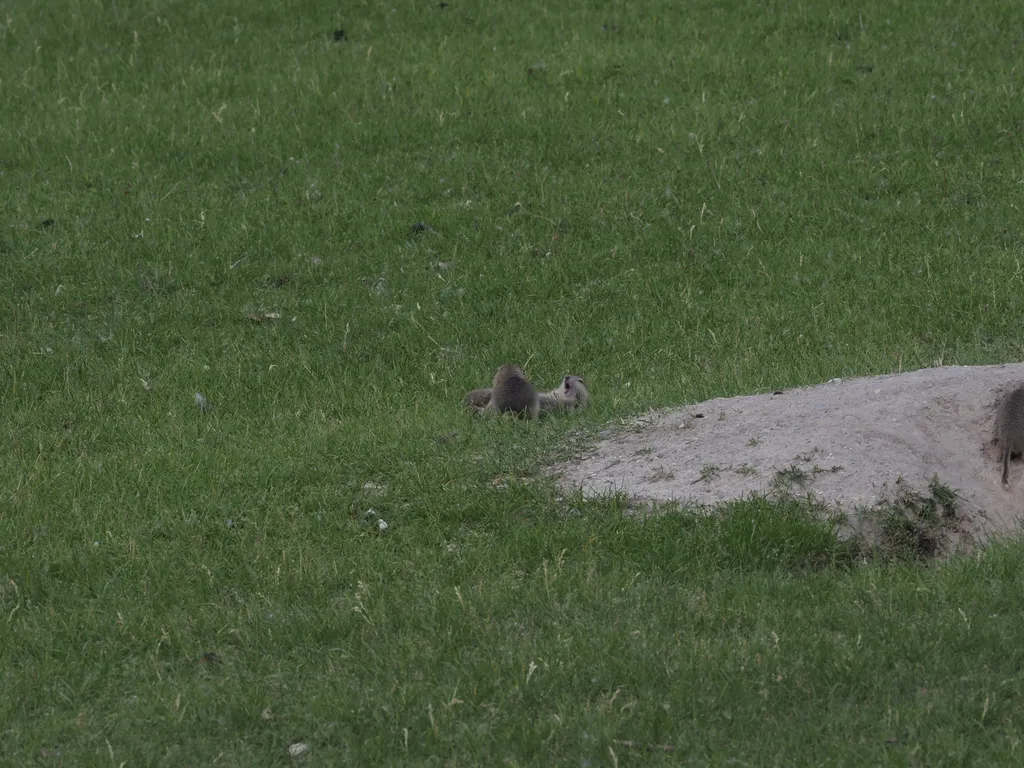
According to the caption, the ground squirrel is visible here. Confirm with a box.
[538,375,590,413]
[467,373,589,416]
[994,386,1024,487]
[485,364,540,419]
[465,386,493,410]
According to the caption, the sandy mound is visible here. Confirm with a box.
[557,364,1024,546]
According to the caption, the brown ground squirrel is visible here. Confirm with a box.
[485,364,539,419]
[994,386,1024,487]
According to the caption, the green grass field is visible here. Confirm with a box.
[4,0,1024,764]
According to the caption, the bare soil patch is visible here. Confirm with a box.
[556,364,1024,548]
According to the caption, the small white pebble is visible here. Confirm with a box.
[377,519,389,533]
[288,742,310,758]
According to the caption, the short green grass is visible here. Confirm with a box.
[5,0,1024,763]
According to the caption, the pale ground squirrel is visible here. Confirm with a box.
[542,375,589,412]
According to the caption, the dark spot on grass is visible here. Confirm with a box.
[333,29,347,42]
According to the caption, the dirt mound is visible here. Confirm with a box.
[556,364,1024,547]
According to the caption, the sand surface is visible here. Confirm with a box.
[555,364,1024,546]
